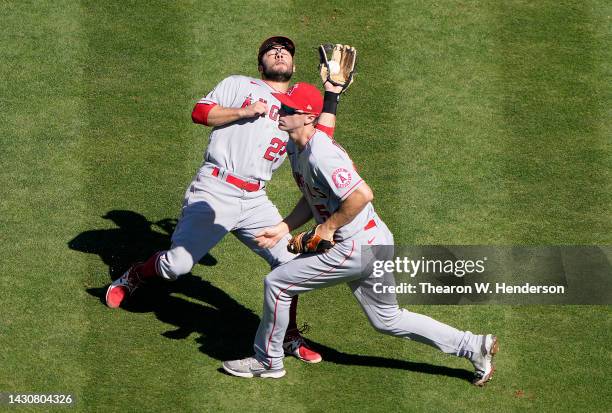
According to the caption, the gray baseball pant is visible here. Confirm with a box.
[253,217,484,369]
[157,164,295,279]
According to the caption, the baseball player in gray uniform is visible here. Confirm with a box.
[222,83,499,386]
[105,37,344,363]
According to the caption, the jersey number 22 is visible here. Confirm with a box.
[263,137,287,162]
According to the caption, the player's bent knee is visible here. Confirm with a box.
[367,308,405,336]
[158,247,194,280]
[263,274,279,295]
[263,271,290,300]
[371,321,405,336]
[369,320,394,335]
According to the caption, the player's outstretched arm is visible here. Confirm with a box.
[317,82,342,134]
[192,101,268,127]
[255,196,313,249]
[317,43,357,137]
[317,183,373,241]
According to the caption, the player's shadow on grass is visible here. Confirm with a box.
[69,210,474,381]
[67,210,217,279]
[111,274,262,360]
[309,343,473,382]
[68,209,259,359]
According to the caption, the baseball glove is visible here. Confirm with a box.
[319,43,356,92]
[287,225,335,254]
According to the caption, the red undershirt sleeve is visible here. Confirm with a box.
[191,102,217,126]
[315,123,335,138]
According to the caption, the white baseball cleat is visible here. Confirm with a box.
[222,357,286,379]
[471,334,499,387]
[105,264,143,309]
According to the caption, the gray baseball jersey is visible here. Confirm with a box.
[252,131,485,370]
[198,75,288,181]
[157,75,297,280]
[287,130,374,241]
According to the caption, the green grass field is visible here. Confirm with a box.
[1,1,610,411]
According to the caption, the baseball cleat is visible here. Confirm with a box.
[222,357,286,379]
[471,334,499,387]
[105,264,143,308]
[283,327,322,364]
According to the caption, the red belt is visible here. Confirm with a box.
[212,167,261,192]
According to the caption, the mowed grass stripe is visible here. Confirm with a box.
[384,1,610,410]
[496,0,611,244]
[0,1,90,398]
[77,2,202,411]
[390,2,513,245]
[382,4,515,409]
[372,1,610,410]
[492,2,612,410]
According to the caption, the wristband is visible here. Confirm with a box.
[322,91,340,115]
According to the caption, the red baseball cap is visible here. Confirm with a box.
[258,36,295,64]
[272,82,323,115]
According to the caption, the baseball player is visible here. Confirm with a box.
[222,83,499,386]
[105,36,346,363]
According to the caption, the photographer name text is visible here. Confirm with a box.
[373,282,565,295]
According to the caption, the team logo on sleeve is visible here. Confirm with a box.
[332,168,352,189]
[241,94,253,108]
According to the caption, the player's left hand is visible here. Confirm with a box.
[319,43,356,93]
[255,222,290,249]
[323,80,344,94]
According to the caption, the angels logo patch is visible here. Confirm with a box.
[332,168,352,189]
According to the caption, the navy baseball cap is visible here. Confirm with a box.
[258,36,295,63]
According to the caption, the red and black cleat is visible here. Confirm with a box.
[283,325,322,364]
[105,264,144,308]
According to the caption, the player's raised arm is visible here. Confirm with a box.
[316,83,341,136]
[316,44,357,137]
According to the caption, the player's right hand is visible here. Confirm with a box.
[255,222,289,249]
[240,101,268,118]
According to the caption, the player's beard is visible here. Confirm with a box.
[261,62,293,82]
